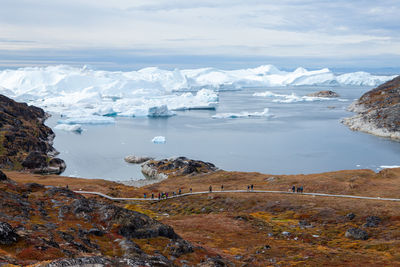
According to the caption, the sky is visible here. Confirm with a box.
[0,0,400,72]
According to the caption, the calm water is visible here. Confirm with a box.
[47,86,400,181]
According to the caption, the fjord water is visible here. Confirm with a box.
[47,85,400,181]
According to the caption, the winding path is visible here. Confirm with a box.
[74,190,400,202]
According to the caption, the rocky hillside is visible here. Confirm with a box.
[0,170,228,266]
[0,95,65,174]
[343,76,400,140]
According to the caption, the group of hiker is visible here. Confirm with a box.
[291,185,304,193]
[143,188,190,199]
[142,184,307,199]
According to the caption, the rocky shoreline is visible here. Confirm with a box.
[343,76,400,140]
[0,94,66,174]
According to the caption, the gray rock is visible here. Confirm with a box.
[364,216,381,227]
[0,222,19,245]
[0,170,7,181]
[345,228,369,240]
[124,155,154,164]
[167,239,194,257]
[346,213,356,220]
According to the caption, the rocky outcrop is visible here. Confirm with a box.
[0,94,65,173]
[42,255,173,267]
[345,228,369,240]
[307,90,339,98]
[0,177,196,266]
[141,157,218,179]
[342,76,400,140]
[124,155,154,164]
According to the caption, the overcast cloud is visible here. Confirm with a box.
[0,0,399,69]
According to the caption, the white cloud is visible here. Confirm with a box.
[0,0,399,64]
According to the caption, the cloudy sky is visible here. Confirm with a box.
[1,0,399,71]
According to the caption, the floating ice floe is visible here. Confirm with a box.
[212,108,271,119]
[0,65,394,124]
[253,91,348,103]
[58,115,115,125]
[152,136,166,144]
[380,165,400,169]
[54,124,83,133]
[148,105,176,117]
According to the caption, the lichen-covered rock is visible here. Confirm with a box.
[343,76,400,140]
[364,216,381,227]
[0,177,199,266]
[0,222,19,245]
[167,239,194,257]
[345,228,369,240]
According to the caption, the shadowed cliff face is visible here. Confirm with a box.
[343,75,400,139]
[0,95,65,173]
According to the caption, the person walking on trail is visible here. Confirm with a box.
[209,185,212,193]
[221,185,224,191]
[292,186,296,193]
[179,188,182,195]
[300,186,303,193]
[144,193,147,198]
[251,184,254,191]
[158,193,161,200]
[166,192,169,198]
[247,185,250,191]
[151,193,154,199]
[190,188,192,193]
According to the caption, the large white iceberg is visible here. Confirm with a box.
[0,65,394,124]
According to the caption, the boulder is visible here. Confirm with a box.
[364,216,381,227]
[346,213,356,220]
[166,239,194,257]
[345,228,369,240]
[0,170,7,181]
[48,158,67,174]
[0,222,19,245]
[307,90,340,98]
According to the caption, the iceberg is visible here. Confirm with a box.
[54,124,83,133]
[0,65,394,124]
[151,136,166,144]
[147,105,176,117]
[253,91,347,103]
[212,108,272,119]
[58,115,115,125]
[380,165,400,169]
